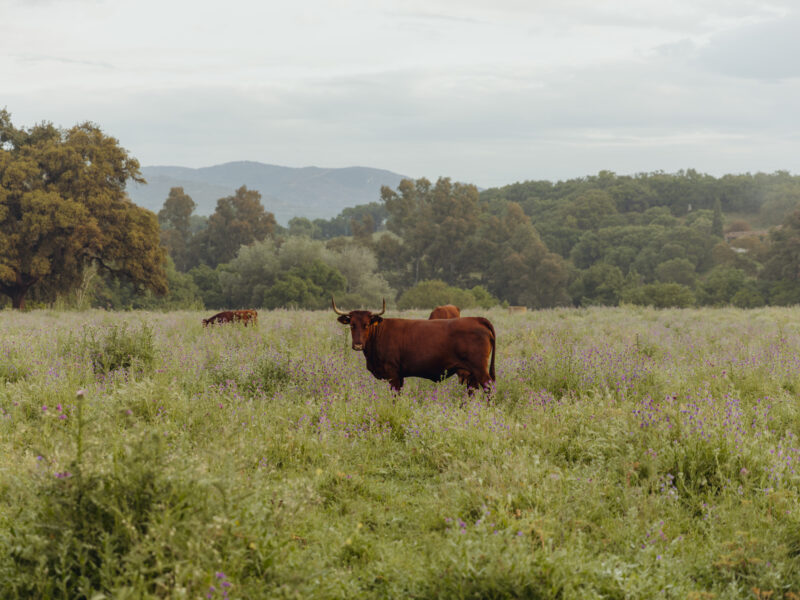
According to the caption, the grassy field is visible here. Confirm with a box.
[2,306,800,599]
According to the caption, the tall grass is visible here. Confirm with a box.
[1,307,800,598]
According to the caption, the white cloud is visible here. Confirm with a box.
[2,0,799,187]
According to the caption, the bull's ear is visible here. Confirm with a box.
[370,315,383,325]
[337,315,351,325]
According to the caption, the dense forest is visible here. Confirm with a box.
[3,110,800,311]
[76,169,800,311]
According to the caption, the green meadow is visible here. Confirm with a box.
[2,307,800,599]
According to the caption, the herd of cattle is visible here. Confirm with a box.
[202,300,496,393]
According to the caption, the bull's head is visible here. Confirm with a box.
[332,297,385,351]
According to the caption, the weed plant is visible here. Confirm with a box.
[2,307,800,598]
[80,322,156,374]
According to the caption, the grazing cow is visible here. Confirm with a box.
[202,309,258,327]
[429,304,461,319]
[333,298,495,393]
[237,309,258,326]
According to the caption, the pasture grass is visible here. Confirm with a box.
[2,307,800,598]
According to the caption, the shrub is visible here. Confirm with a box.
[621,282,696,308]
[208,352,291,396]
[81,323,156,374]
[397,280,498,310]
[697,266,747,306]
[2,435,215,598]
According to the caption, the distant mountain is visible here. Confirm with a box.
[126,161,409,225]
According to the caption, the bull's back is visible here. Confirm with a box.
[374,318,493,379]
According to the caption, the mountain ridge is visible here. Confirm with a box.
[127,160,409,224]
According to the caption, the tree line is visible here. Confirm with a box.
[4,112,800,311]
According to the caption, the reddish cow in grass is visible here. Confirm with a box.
[429,304,461,319]
[202,310,258,327]
[333,298,495,393]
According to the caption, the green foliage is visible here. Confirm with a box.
[396,279,500,310]
[188,263,226,309]
[216,236,393,310]
[0,110,167,309]
[712,198,724,238]
[1,423,261,600]
[622,282,696,308]
[767,280,800,306]
[158,187,197,271]
[731,282,767,308]
[92,258,203,311]
[309,202,388,240]
[376,178,570,308]
[761,208,800,284]
[209,351,292,396]
[189,185,276,269]
[381,177,481,289]
[36,162,800,311]
[263,260,346,310]
[655,257,697,287]
[697,266,747,306]
[80,322,156,373]
[569,262,624,306]
[469,285,500,309]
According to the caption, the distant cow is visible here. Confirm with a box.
[429,304,461,319]
[202,309,258,327]
[333,298,495,393]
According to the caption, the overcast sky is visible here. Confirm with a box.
[2,0,799,188]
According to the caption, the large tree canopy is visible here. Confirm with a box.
[158,187,196,272]
[188,185,277,269]
[376,178,570,308]
[0,110,167,309]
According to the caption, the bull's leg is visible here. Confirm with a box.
[465,375,479,396]
[464,368,493,396]
[388,376,404,393]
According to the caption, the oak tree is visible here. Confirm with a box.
[189,185,276,268]
[0,110,167,309]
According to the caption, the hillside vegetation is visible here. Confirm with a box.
[135,169,800,314]
[2,307,800,598]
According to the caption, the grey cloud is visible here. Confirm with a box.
[5,49,799,187]
[695,12,800,80]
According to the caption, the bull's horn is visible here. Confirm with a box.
[374,298,386,316]
[331,296,348,316]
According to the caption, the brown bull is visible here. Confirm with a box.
[429,304,461,319]
[202,309,258,327]
[333,298,495,392]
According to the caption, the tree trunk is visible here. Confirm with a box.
[2,278,36,310]
[11,289,26,310]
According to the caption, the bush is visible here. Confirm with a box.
[209,351,292,396]
[262,260,346,310]
[768,280,800,306]
[397,280,498,310]
[731,282,767,308]
[2,434,216,598]
[697,265,747,306]
[621,282,695,308]
[81,323,156,374]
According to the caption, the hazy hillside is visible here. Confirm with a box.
[127,161,408,224]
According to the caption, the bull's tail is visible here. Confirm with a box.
[476,317,496,382]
